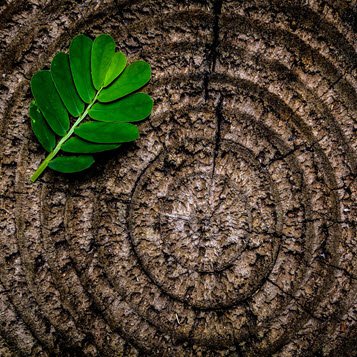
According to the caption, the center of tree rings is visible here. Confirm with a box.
[129,139,282,309]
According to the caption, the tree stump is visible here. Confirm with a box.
[0,0,356,356]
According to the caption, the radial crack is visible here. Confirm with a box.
[204,0,223,100]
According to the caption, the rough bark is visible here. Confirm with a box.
[0,0,356,356]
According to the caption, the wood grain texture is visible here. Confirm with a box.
[0,0,356,356]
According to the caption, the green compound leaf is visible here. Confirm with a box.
[29,101,56,152]
[75,121,139,143]
[61,137,120,153]
[89,92,153,122]
[51,52,84,117]
[30,70,69,136]
[98,60,151,102]
[70,34,96,103]
[30,33,152,182]
[48,155,95,173]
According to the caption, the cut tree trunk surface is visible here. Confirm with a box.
[0,0,356,356]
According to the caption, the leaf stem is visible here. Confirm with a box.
[31,89,102,182]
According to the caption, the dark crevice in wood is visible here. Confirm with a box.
[204,0,223,100]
